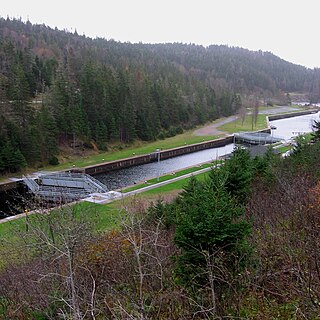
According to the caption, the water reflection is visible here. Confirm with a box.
[96,143,235,190]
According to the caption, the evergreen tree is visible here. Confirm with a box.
[10,63,31,129]
[1,141,27,172]
[292,134,308,155]
[0,141,5,172]
[50,67,72,135]
[33,106,58,162]
[311,120,320,142]
[222,146,253,204]
[68,86,90,140]
[117,70,136,142]
[174,172,251,287]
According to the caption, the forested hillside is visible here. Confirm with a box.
[0,17,318,173]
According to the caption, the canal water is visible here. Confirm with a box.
[95,143,235,190]
[270,112,320,140]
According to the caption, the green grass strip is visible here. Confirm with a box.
[217,114,268,133]
[43,132,218,171]
[122,163,213,193]
[142,171,210,195]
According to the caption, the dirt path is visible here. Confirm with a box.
[193,115,239,136]
[193,106,300,137]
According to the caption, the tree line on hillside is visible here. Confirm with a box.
[0,17,318,174]
[0,18,241,174]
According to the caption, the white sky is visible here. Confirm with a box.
[1,0,319,68]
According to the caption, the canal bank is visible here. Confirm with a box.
[0,108,318,207]
[83,135,234,175]
[268,109,319,121]
[0,135,233,193]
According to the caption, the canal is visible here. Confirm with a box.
[269,111,320,140]
[1,111,319,217]
[95,143,235,190]
[94,111,320,190]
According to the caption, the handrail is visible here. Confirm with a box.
[22,173,108,201]
[22,175,39,192]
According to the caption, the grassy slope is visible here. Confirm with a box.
[45,131,218,171]
[0,201,121,270]
[217,114,268,133]
[217,105,307,134]
[0,170,210,270]
[141,171,209,195]
[123,163,212,192]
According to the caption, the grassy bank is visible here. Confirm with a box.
[216,105,309,134]
[0,201,122,270]
[141,170,209,196]
[217,114,268,133]
[44,131,218,171]
[122,163,213,193]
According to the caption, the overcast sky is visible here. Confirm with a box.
[2,0,319,69]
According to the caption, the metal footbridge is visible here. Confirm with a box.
[23,172,109,202]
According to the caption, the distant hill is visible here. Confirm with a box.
[0,17,318,172]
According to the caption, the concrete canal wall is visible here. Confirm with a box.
[0,180,18,192]
[83,135,234,175]
[268,109,319,121]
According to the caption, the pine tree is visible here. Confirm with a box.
[311,120,320,142]
[0,146,5,172]
[50,66,72,135]
[222,146,253,204]
[10,63,31,129]
[117,70,136,142]
[174,172,251,287]
[2,141,27,172]
[33,106,58,162]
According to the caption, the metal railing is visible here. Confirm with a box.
[22,173,108,201]
[22,175,39,193]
